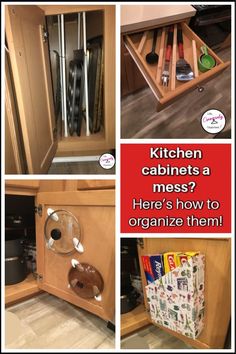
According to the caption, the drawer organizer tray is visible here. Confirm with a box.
[145,253,205,339]
[124,22,230,107]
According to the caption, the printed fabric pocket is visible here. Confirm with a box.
[145,254,205,339]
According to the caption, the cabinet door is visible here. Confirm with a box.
[35,190,115,321]
[5,55,26,174]
[138,238,231,349]
[5,5,57,174]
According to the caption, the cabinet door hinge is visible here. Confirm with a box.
[34,204,43,217]
[137,238,144,249]
[34,273,43,281]
[41,25,49,43]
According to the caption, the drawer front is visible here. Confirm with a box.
[124,22,230,106]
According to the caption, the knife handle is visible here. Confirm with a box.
[166,26,173,62]
[177,24,184,59]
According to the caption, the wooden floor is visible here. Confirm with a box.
[121,324,193,350]
[121,48,231,139]
[5,293,115,350]
[48,161,115,174]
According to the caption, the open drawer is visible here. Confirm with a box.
[124,22,230,108]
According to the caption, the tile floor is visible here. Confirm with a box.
[5,293,115,350]
[48,161,115,174]
[121,325,193,350]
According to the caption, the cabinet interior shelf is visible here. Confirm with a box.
[5,274,42,307]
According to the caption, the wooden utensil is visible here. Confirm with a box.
[192,39,199,77]
[171,24,177,91]
[156,27,166,83]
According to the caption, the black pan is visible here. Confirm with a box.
[5,238,25,258]
[5,257,27,285]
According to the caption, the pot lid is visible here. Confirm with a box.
[44,209,81,254]
[68,262,104,299]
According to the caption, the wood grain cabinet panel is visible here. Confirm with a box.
[77,180,115,190]
[5,5,57,174]
[5,184,115,322]
[5,180,40,195]
[121,39,147,97]
[36,190,115,321]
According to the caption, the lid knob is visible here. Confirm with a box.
[51,228,61,240]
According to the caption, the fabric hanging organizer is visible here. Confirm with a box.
[145,253,205,339]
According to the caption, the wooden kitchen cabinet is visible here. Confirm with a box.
[5,180,115,194]
[77,180,115,190]
[5,274,42,307]
[5,180,40,195]
[121,303,149,337]
[5,180,115,322]
[5,5,115,174]
[137,238,231,349]
[121,38,147,97]
[35,189,115,321]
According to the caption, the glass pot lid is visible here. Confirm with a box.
[68,262,104,299]
[44,209,81,254]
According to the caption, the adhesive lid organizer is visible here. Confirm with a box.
[68,262,104,299]
[44,209,81,254]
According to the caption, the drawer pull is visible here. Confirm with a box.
[197,86,204,93]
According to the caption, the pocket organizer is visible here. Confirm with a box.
[146,254,205,339]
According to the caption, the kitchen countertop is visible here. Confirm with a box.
[120,5,196,33]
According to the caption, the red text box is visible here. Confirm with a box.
[121,144,231,233]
